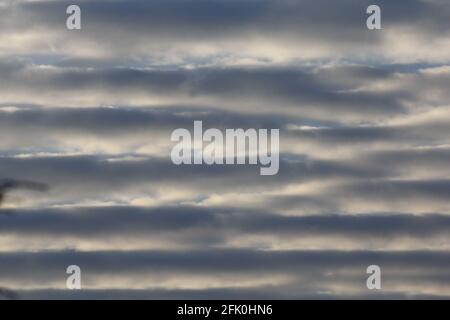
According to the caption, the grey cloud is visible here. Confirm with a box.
[0,63,410,120]
[0,154,390,207]
[0,178,48,207]
[1,206,450,241]
[269,179,450,214]
[289,119,450,148]
[340,179,450,203]
[0,106,289,135]
[4,248,449,274]
[2,0,450,63]
[14,288,450,300]
[2,0,450,299]
[357,148,450,174]
[0,287,19,300]
[1,249,450,299]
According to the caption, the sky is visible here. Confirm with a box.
[1,0,450,299]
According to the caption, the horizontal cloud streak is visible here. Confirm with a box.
[0,62,414,121]
[1,249,450,298]
[1,0,450,63]
[1,206,450,251]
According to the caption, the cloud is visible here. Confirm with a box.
[1,206,450,251]
[1,249,450,298]
[1,0,450,63]
[11,288,450,300]
[0,62,411,121]
[0,287,19,300]
[0,152,395,210]
[0,178,48,207]
[2,0,450,299]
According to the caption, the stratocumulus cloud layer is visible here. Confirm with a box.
[0,0,450,299]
